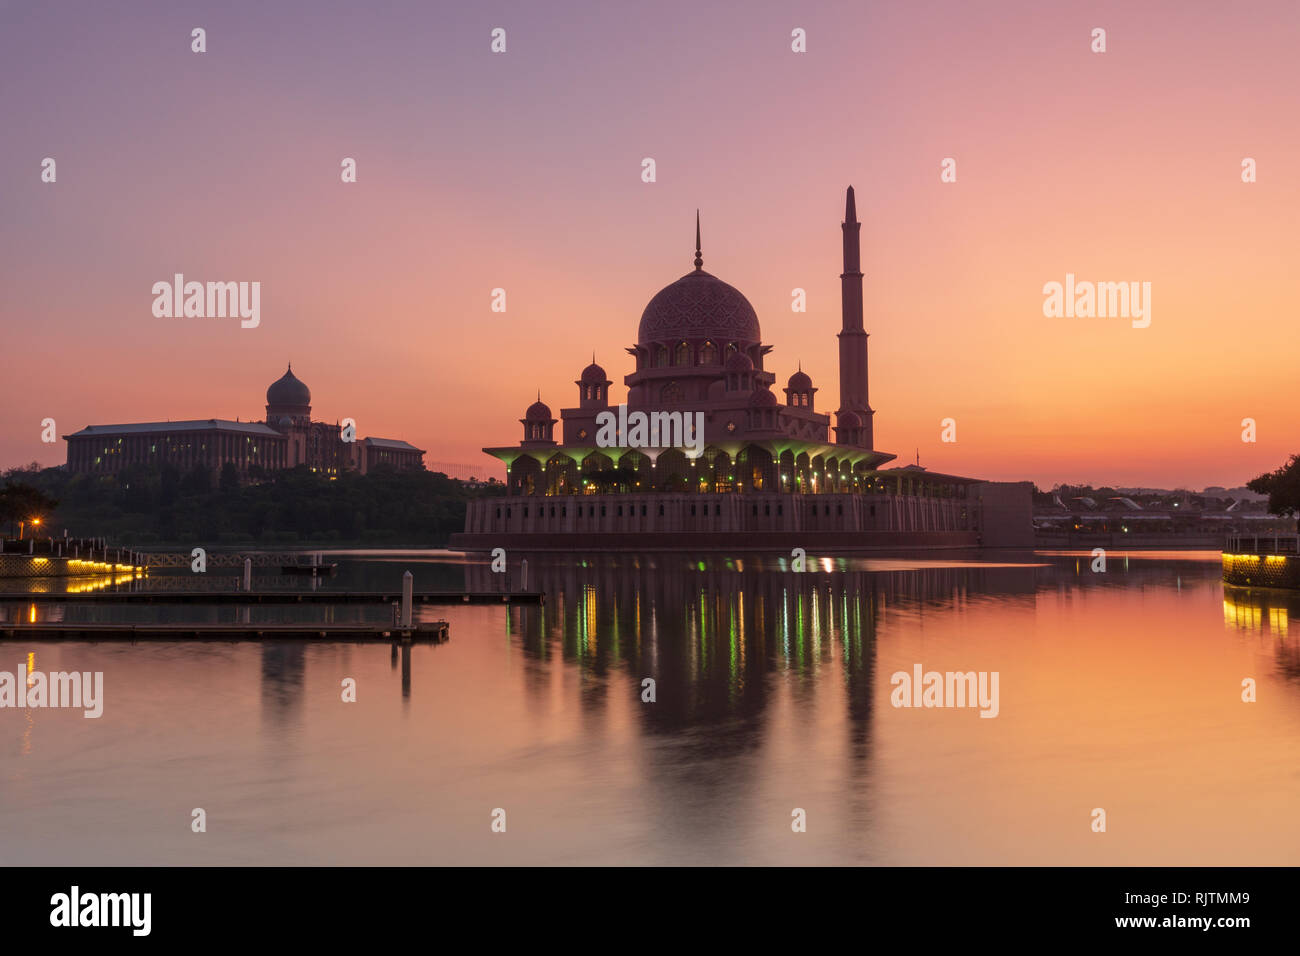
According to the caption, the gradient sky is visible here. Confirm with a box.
[2,0,1297,488]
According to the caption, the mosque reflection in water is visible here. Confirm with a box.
[470,554,1039,734]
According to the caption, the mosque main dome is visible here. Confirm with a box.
[637,270,761,346]
[636,215,760,347]
[266,365,311,407]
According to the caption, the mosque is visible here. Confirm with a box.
[63,365,425,480]
[450,187,1032,551]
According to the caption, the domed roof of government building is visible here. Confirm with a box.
[637,215,761,347]
[267,364,310,407]
[787,369,812,390]
[749,384,778,407]
[579,361,608,383]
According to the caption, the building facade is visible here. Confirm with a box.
[64,366,425,480]
[450,188,1033,551]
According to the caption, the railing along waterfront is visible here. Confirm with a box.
[1225,534,1300,555]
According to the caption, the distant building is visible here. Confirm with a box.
[63,366,424,480]
[357,437,425,474]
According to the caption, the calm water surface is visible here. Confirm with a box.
[2,550,1298,865]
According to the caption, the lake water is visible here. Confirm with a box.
[2,549,1297,865]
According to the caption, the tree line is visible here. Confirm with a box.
[0,462,504,547]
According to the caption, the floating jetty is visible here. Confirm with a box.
[0,567,543,642]
[0,589,544,605]
[0,536,147,579]
[280,563,338,576]
[1222,534,1300,589]
[0,621,449,642]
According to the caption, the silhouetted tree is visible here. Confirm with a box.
[219,462,240,494]
[0,481,59,537]
[159,464,180,506]
[181,463,212,496]
[1248,454,1300,532]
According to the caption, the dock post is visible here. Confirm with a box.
[521,558,528,592]
[243,557,252,592]
[401,571,413,627]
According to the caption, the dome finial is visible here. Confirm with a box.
[694,210,703,270]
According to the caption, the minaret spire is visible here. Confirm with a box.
[694,210,703,271]
[836,185,873,449]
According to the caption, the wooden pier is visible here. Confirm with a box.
[0,570,541,642]
[0,621,450,642]
[0,590,544,605]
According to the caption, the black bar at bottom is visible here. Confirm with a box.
[0,866,1279,942]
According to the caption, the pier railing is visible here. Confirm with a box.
[0,537,142,565]
[1225,534,1300,555]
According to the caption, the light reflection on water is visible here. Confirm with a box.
[2,550,1299,865]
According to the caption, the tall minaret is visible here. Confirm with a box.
[836,186,874,447]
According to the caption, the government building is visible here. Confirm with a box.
[64,366,425,480]
[450,187,1032,551]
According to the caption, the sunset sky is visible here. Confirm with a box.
[2,0,1297,488]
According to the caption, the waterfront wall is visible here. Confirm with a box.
[460,492,970,536]
[1222,552,1300,589]
[447,487,1041,551]
[449,529,979,552]
[1037,531,1223,550]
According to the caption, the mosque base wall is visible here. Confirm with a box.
[450,489,1034,551]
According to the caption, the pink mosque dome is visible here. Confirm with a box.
[636,214,760,348]
[749,384,778,407]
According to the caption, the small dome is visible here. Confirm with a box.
[525,399,553,421]
[725,351,754,372]
[580,362,608,383]
[267,365,310,407]
[749,385,778,408]
[838,410,861,428]
[787,369,812,390]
